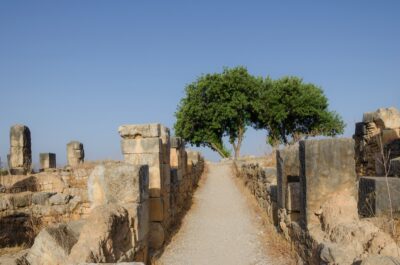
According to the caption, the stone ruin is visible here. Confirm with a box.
[236,106,400,264]
[9,124,32,175]
[0,123,204,264]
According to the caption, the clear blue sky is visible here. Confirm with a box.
[1,1,399,166]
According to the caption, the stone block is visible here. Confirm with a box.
[171,169,183,184]
[148,165,163,198]
[122,201,149,243]
[390,157,400,176]
[170,137,183,149]
[268,184,278,202]
[276,143,299,209]
[359,176,400,217]
[149,222,164,249]
[170,148,180,168]
[149,197,164,221]
[121,138,162,154]
[118,123,161,139]
[373,107,400,129]
[355,122,366,137]
[299,138,357,229]
[67,141,84,167]
[40,153,56,170]
[187,150,200,165]
[123,153,162,167]
[286,182,301,212]
[382,128,400,145]
[88,163,149,207]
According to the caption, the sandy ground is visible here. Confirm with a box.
[157,163,273,265]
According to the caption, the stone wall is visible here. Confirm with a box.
[236,138,400,265]
[0,123,205,264]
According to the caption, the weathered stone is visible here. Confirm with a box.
[382,128,400,145]
[88,163,149,207]
[358,176,400,217]
[123,153,162,167]
[68,204,134,263]
[39,153,56,170]
[25,220,85,265]
[276,143,299,209]
[390,157,400,176]
[49,193,71,205]
[67,141,84,167]
[9,124,31,174]
[121,138,162,154]
[118,124,161,139]
[299,139,357,229]
[373,107,400,129]
[32,192,55,205]
[149,197,164,221]
[286,182,300,212]
[148,222,164,250]
[187,150,200,165]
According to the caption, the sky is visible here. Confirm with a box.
[0,1,399,167]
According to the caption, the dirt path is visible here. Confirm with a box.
[157,162,273,265]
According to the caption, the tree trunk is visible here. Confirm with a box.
[210,143,228,158]
[232,125,245,160]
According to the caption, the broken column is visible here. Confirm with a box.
[39,153,56,171]
[67,141,84,167]
[9,124,32,175]
[299,138,357,229]
[119,123,170,250]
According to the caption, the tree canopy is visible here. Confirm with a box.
[175,67,345,158]
[174,66,262,158]
[252,76,345,146]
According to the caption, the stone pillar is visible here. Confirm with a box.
[9,124,31,175]
[170,137,185,219]
[119,123,170,250]
[299,138,357,229]
[39,153,56,171]
[67,141,84,167]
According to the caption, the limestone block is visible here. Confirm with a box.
[68,204,134,263]
[162,164,171,191]
[148,165,163,198]
[150,197,164,221]
[276,143,299,209]
[286,182,301,212]
[49,193,71,205]
[187,150,200,165]
[373,107,400,129]
[121,201,149,243]
[121,138,162,154]
[40,153,56,170]
[88,163,149,207]
[149,222,164,249]
[26,220,85,265]
[382,128,400,145]
[390,157,400,176]
[354,122,366,137]
[358,176,400,217]
[171,169,183,184]
[299,138,357,229]
[32,192,55,205]
[67,141,84,167]
[170,148,180,168]
[118,124,161,139]
[123,153,162,167]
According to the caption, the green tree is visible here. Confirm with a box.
[174,66,262,159]
[252,76,345,146]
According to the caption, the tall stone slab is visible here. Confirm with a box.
[67,141,84,167]
[299,138,357,229]
[119,123,171,250]
[9,124,31,175]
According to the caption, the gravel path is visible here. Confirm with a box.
[157,162,272,265]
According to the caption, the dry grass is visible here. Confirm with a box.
[263,150,277,168]
[231,163,298,265]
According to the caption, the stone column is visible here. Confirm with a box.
[170,137,185,219]
[9,124,31,175]
[119,123,170,250]
[67,141,84,167]
[39,153,56,171]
